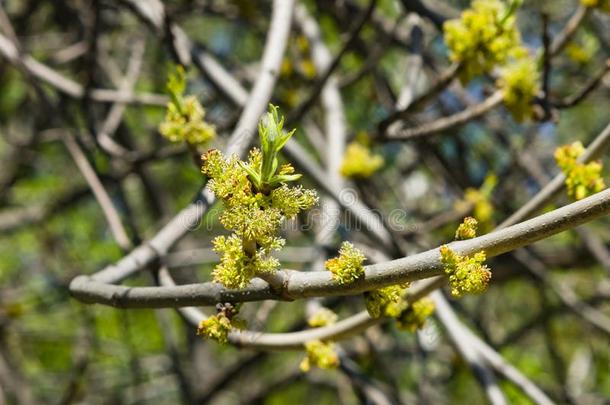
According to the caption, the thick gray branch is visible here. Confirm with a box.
[70,188,610,307]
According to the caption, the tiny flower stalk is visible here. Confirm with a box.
[555,141,606,200]
[202,105,318,290]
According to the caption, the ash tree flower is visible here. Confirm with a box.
[364,285,435,332]
[396,297,436,332]
[455,174,497,232]
[440,217,492,297]
[324,241,366,284]
[580,0,610,12]
[308,307,339,328]
[555,141,606,201]
[196,303,245,344]
[364,284,410,319]
[444,0,541,122]
[159,66,216,145]
[202,105,318,290]
[300,340,340,372]
[497,56,540,122]
[300,308,340,372]
[443,0,524,83]
[340,141,385,179]
[455,216,478,240]
[440,247,492,297]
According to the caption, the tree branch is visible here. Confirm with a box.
[71,188,610,307]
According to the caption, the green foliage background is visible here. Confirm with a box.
[0,0,609,403]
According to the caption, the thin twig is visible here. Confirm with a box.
[432,292,508,405]
[553,59,610,109]
[0,33,167,106]
[62,133,133,250]
[287,0,377,125]
[384,90,504,141]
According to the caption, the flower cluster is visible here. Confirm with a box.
[159,66,216,145]
[441,216,491,297]
[444,0,540,121]
[325,241,366,284]
[196,303,244,344]
[497,57,540,122]
[566,31,600,65]
[364,284,410,319]
[364,285,435,331]
[580,0,610,11]
[299,308,340,372]
[280,35,317,80]
[443,0,523,82]
[396,297,436,332]
[456,174,497,232]
[340,141,385,179]
[440,246,491,297]
[202,105,318,289]
[308,307,338,328]
[555,142,606,200]
[455,216,478,240]
[300,340,340,372]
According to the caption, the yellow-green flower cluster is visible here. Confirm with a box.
[444,0,541,121]
[308,307,338,328]
[202,105,318,289]
[325,241,366,284]
[159,66,216,145]
[566,31,600,65]
[300,308,340,372]
[580,0,610,11]
[440,246,492,297]
[396,297,436,332]
[211,234,281,289]
[196,304,244,344]
[300,340,340,372]
[340,142,385,179]
[497,57,540,122]
[555,142,605,200]
[456,174,497,232]
[455,216,478,240]
[364,286,435,331]
[364,284,410,319]
[443,0,523,82]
